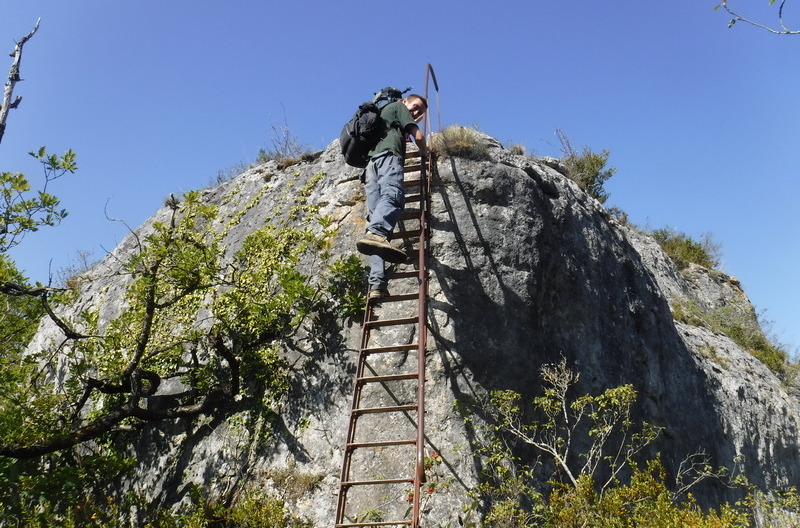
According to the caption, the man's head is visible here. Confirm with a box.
[402,95,428,122]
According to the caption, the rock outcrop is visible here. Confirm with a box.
[29,133,799,525]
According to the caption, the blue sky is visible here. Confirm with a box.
[1,1,798,351]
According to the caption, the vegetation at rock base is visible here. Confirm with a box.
[457,360,799,527]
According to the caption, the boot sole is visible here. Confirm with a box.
[356,240,408,264]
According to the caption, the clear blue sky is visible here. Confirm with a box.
[2,1,798,351]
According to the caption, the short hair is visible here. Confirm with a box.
[406,94,428,109]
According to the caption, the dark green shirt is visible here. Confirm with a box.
[368,101,416,159]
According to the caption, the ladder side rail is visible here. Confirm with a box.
[411,152,430,528]
[335,302,378,524]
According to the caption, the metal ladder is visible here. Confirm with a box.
[334,146,433,528]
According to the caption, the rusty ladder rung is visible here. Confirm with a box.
[394,229,422,240]
[387,270,420,280]
[364,317,418,329]
[400,209,421,221]
[361,343,418,354]
[357,372,419,384]
[352,404,417,416]
[371,292,419,303]
[341,477,415,487]
[346,439,416,449]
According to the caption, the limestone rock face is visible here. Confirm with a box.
[30,134,799,525]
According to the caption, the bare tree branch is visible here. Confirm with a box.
[1,18,41,144]
[718,0,800,35]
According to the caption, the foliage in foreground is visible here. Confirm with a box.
[0,464,315,528]
[0,168,366,523]
[458,360,798,527]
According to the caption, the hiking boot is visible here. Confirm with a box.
[368,288,389,300]
[356,232,408,264]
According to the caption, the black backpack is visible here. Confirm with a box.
[339,86,411,168]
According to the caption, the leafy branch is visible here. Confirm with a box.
[0,147,77,254]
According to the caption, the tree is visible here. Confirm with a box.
[0,173,358,459]
[463,361,749,527]
[488,359,661,494]
[715,0,800,35]
[1,18,40,144]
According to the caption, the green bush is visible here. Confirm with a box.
[171,487,314,528]
[651,228,721,269]
[461,360,800,527]
[556,129,616,204]
[674,301,794,379]
[547,460,746,528]
[0,448,136,527]
[326,254,367,318]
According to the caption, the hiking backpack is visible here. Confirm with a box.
[339,86,411,168]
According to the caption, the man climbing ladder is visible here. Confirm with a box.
[356,94,428,299]
[336,65,438,528]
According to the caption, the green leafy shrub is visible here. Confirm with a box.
[171,487,314,528]
[673,301,794,379]
[0,255,44,356]
[326,254,367,318]
[548,460,746,528]
[460,360,781,527]
[651,228,721,269]
[430,126,490,160]
[0,447,135,527]
[556,129,616,204]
